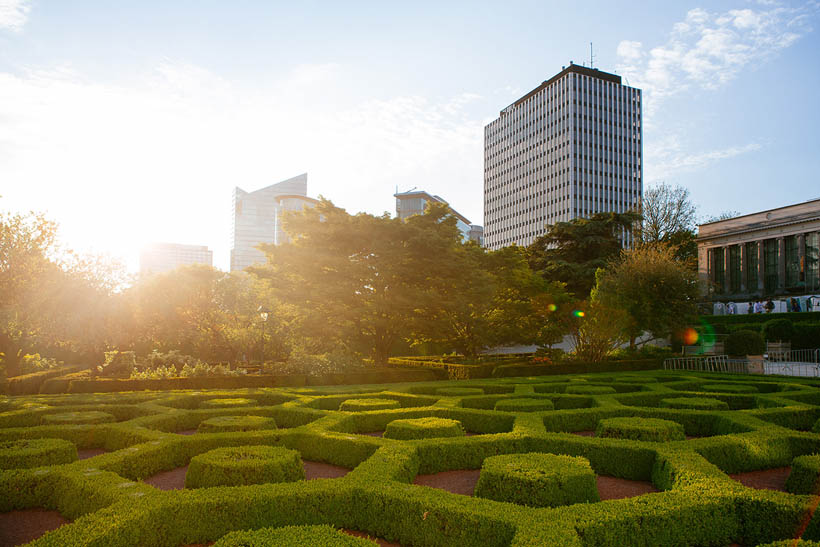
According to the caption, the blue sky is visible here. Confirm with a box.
[1,0,819,270]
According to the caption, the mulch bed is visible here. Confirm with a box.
[0,509,70,547]
[144,465,188,490]
[342,529,402,546]
[413,469,659,500]
[303,461,350,480]
[572,430,595,436]
[175,429,198,435]
[77,448,107,460]
[729,467,791,492]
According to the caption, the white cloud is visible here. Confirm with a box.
[0,0,30,31]
[645,135,761,182]
[0,63,484,270]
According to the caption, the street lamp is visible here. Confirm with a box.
[257,306,271,363]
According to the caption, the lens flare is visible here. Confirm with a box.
[682,328,699,345]
[572,310,585,318]
[547,303,557,312]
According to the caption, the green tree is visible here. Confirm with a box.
[526,211,640,298]
[253,199,464,366]
[593,243,699,348]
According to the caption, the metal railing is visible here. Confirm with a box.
[765,348,820,363]
[665,349,820,377]
[664,355,732,372]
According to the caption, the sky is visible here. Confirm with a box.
[1,0,819,271]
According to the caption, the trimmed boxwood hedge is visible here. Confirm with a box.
[660,397,730,411]
[474,452,599,507]
[198,415,277,433]
[0,438,77,469]
[565,385,617,395]
[201,398,258,409]
[493,398,554,412]
[42,411,116,425]
[383,418,465,440]
[185,445,304,488]
[785,454,820,495]
[701,383,759,394]
[212,525,377,546]
[596,417,685,442]
[339,399,401,412]
[435,387,484,397]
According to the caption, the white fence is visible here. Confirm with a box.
[664,349,820,377]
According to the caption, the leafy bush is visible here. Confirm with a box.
[725,330,765,356]
[41,411,116,425]
[19,354,61,375]
[281,348,362,375]
[785,454,820,495]
[493,398,554,412]
[213,525,377,546]
[596,417,685,442]
[474,453,599,508]
[383,417,465,440]
[97,350,137,377]
[339,399,400,412]
[659,397,729,411]
[0,438,77,469]
[185,446,304,488]
[200,398,257,409]
[763,318,794,342]
[197,415,277,433]
[130,362,246,379]
[793,323,820,350]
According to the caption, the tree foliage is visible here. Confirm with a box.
[638,183,697,243]
[526,211,640,298]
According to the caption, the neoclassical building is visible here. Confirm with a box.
[697,199,820,301]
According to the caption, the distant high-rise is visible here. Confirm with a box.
[230,174,318,271]
[484,63,642,250]
[394,189,483,245]
[139,243,213,276]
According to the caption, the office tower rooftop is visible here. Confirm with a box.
[139,242,213,276]
[394,189,483,245]
[484,63,642,250]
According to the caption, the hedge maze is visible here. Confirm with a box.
[3,371,820,545]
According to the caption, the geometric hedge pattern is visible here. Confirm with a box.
[2,370,820,546]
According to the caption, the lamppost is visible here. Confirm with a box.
[257,306,271,364]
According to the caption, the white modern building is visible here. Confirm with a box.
[139,243,213,276]
[483,63,643,250]
[230,174,318,271]
[394,189,484,245]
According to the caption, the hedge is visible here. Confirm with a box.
[474,453,599,507]
[493,398,554,412]
[0,438,78,469]
[213,525,377,546]
[785,454,820,495]
[383,418,465,440]
[339,399,401,412]
[198,416,278,433]
[200,398,258,409]
[3,365,83,395]
[42,411,116,426]
[660,397,729,411]
[185,445,304,488]
[596,417,685,442]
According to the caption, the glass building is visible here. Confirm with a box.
[139,243,213,276]
[697,199,820,301]
[394,190,483,245]
[483,63,642,250]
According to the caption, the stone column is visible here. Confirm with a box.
[740,243,747,293]
[798,233,806,283]
[724,246,731,294]
[777,237,786,290]
[708,248,716,286]
[758,240,766,291]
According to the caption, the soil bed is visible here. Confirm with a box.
[729,467,791,492]
[145,466,188,490]
[597,476,659,500]
[342,529,402,546]
[77,448,107,460]
[572,430,595,436]
[303,460,350,480]
[175,429,198,435]
[0,509,70,547]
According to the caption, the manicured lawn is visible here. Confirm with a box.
[2,370,820,545]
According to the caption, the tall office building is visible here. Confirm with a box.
[230,173,318,271]
[394,189,484,245]
[483,63,642,250]
[139,243,213,276]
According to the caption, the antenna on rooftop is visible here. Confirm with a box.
[590,42,596,69]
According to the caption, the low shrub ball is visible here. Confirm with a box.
[200,397,258,409]
[785,454,820,495]
[660,397,729,411]
[700,384,758,394]
[0,438,78,469]
[383,417,465,440]
[596,417,685,442]
[474,453,599,507]
[494,398,555,412]
[724,329,765,356]
[565,385,617,395]
[41,411,116,425]
[339,398,400,412]
[435,387,484,397]
[185,445,304,488]
[197,415,277,433]
[213,525,376,546]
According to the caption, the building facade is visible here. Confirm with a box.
[483,63,642,250]
[394,189,484,245]
[139,243,213,276]
[230,174,317,271]
[697,199,820,301]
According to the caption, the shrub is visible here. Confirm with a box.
[763,318,794,343]
[596,417,685,442]
[213,525,377,546]
[197,415,277,433]
[200,398,258,409]
[19,353,61,375]
[725,330,765,357]
[793,323,820,350]
[474,453,599,508]
[0,438,77,469]
[383,418,465,440]
[435,387,484,396]
[785,454,820,495]
[185,445,304,488]
[97,350,137,377]
[565,385,616,395]
[659,397,729,411]
[701,384,758,394]
[41,411,116,425]
[339,399,400,412]
[493,398,555,412]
